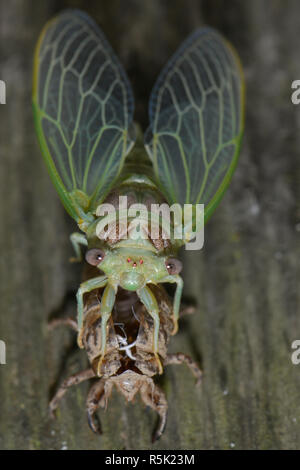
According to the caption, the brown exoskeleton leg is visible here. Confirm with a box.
[179,304,196,317]
[49,368,95,419]
[86,379,107,434]
[48,317,78,332]
[164,353,202,386]
[140,379,168,442]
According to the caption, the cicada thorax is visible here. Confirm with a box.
[95,176,180,252]
[81,264,173,379]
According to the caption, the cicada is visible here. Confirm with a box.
[49,265,202,441]
[33,9,244,375]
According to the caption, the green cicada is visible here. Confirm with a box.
[33,9,244,375]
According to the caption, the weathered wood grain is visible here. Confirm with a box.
[0,0,300,450]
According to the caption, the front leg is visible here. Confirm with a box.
[76,275,108,348]
[160,274,183,335]
[137,286,163,375]
[164,353,202,386]
[96,283,116,376]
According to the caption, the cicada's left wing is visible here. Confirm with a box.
[33,9,135,224]
[145,27,244,222]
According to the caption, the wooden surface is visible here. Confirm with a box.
[0,0,300,450]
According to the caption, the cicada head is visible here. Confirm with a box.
[84,239,182,292]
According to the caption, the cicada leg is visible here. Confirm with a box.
[95,283,116,376]
[49,368,95,419]
[86,379,106,434]
[179,304,196,317]
[137,286,163,375]
[159,274,184,335]
[140,378,167,442]
[69,232,87,262]
[48,317,78,332]
[86,378,115,434]
[164,353,202,387]
[76,275,108,348]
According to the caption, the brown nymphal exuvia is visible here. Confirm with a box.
[49,265,202,442]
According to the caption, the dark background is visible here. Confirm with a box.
[0,0,300,450]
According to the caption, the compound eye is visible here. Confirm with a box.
[85,248,105,266]
[165,258,182,275]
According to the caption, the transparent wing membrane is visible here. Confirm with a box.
[145,27,244,221]
[33,9,135,221]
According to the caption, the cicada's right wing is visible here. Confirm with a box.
[33,9,135,225]
[145,28,244,223]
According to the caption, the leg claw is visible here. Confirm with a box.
[97,355,105,377]
[77,329,84,349]
[155,353,163,375]
[49,405,57,421]
[171,316,178,335]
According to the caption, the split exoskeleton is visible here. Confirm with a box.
[33,10,244,377]
[49,265,202,441]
